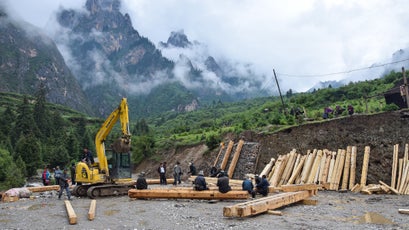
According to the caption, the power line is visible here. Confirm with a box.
[276,57,409,78]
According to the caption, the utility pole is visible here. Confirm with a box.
[402,67,409,109]
[273,69,286,112]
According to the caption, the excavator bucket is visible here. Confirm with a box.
[112,137,131,153]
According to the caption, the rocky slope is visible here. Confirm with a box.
[0,9,92,114]
[136,110,409,186]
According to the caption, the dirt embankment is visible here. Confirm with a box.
[136,110,409,185]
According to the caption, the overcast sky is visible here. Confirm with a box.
[4,0,409,92]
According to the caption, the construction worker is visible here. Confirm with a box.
[216,171,231,193]
[58,169,71,200]
[194,170,208,191]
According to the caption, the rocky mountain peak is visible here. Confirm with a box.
[86,0,121,15]
[160,30,192,48]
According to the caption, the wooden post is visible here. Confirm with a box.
[227,140,244,178]
[327,152,336,184]
[329,150,341,190]
[287,155,306,185]
[213,142,225,167]
[360,146,370,186]
[398,209,409,214]
[280,150,297,185]
[320,153,331,184]
[349,146,357,189]
[270,154,288,187]
[88,199,97,221]
[220,140,234,170]
[317,150,328,184]
[397,158,403,191]
[64,200,77,225]
[260,158,275,177]
[392,144,399,189]
[333,149,346,191]
[307,150,323,184]
[301,150,316,184]
[341,146,351,190]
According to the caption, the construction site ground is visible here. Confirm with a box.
[2,110,409,229]
[1,184,408,229]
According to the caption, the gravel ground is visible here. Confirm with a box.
[1,185,409,230]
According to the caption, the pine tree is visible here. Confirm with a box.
[15,134,41,177]
[0,148,25,190]
[33,82,50,137]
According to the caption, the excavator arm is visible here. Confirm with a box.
[95,98,131,176]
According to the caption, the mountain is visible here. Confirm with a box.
[158,30,271,101]
[54,0,199,117]
[0,8,92,114]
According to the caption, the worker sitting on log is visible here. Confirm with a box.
[194,170,209,191]
[255,175,270,196]
[217,171,231,193]
[242,176,256,198]
[136,172,148,190]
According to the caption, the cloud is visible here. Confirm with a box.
[5,0,409,93]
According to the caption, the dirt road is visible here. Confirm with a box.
[1,187,408,230]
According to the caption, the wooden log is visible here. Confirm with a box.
[334,149,346,190]
[360,146,371,186]
[397,158,403,191]
[299,199,318,205]
[260,158,275,177]
[227,140,244,178]
[379,180,400,195]
[392,144,399,189]
[301,150,316,184]
[26,185,61,193]
[320,153,331,184]
[223,190,314,217]
[188,176,243,186]
[341,146,351,190]
[269,155,287,187]
[287,155,307,185]
[280,150,297,185]
[214,142,225,167]
[88,199,97,221]
[398,161,409,193]
[220,140,234,170]
[349,146,357,189]
[398,209,409,214]
[267,210,283,216]
[329,149,341,190]
[267,165,276,181]
[327,152,336,184]
[307,150,323,184]
[64,200,77,225]
[279,184,318,194]
[128,188,249,200]
[317,150,328,184]
[146,178,175,185]
[351,183,362,193]
[404,144,409,174]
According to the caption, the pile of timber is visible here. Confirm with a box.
[388,144,409,195]
[260,144,409,195]
[259,146,369,192]
[223,185,317,217]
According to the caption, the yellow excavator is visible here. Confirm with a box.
[73,98,134,198]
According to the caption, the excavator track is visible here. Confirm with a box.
[86,184,134,199]
[73,184,134,198]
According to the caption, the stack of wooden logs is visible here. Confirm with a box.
[260,144,409,195]
[389,144,409,195]
[260,146,369,192]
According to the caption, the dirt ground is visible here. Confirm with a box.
[1,184,408,230]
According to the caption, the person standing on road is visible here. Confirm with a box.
[194,170,208,191]
[58,169,71,200]
[54,166,62,185]
[173,161,182,185]
[217,171,231,193]
[158,163,166,185]
[136,172,148,189]
[42,167,50,186]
